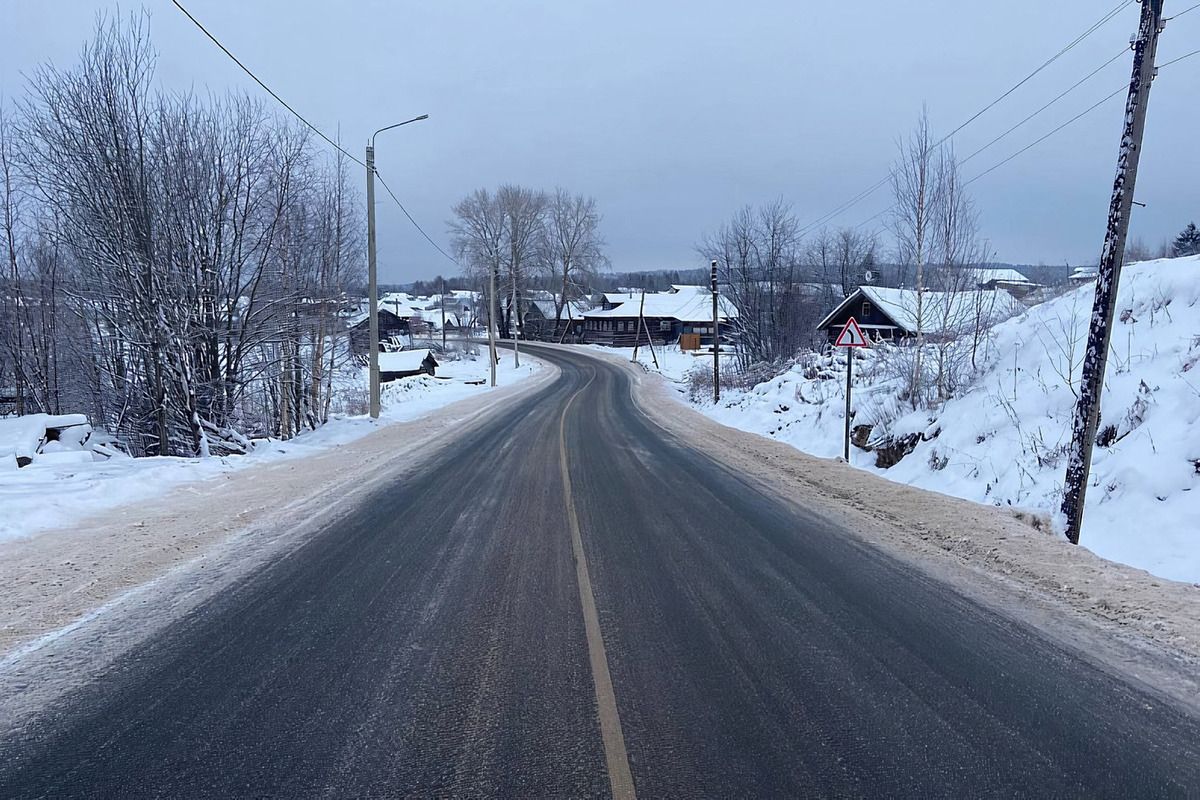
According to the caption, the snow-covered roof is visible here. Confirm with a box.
[603,291,639,306]
[530,299,591,320]
[669,284,708,293]
[818,286,1022,335]
[378,349,435,373]
[1070,265,1099,280]
[970,268,1033,285]
[584,289,738,322]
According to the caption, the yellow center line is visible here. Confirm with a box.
[559,369,636,800]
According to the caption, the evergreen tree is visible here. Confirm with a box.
[1172,222,1200,257]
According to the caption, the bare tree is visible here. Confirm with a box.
[699,199,806,369]
[890,109,941,400]
[496,184,547,366]
[448,188,506,385]
[542,188,607,338]
[10,14,361,456]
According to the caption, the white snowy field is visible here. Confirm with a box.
[0,350,541,542]
[615,256,1200,584]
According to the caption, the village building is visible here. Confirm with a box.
[967,268,1040,297]
[581,288,738,347]
[817,286,1023,343]
[349,308,411,355]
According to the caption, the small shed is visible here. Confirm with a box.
[378,349,439,381]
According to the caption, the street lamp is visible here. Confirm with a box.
[367,114,428,419]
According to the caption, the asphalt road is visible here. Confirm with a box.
[2,345,1199,797]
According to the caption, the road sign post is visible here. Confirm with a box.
[834,317,870,461]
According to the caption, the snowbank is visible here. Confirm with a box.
[634,257,1200,583]
[0,351,541,542]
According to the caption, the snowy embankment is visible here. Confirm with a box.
[629,256,1200,584]
[0,352,540,542]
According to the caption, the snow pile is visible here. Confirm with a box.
[0,414,97,469]
[0,352,541,541]
[652,256,1200,583]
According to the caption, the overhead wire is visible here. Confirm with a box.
[170,0,366,170]
[171,0,458,266]
[1165,2,1200,21]
[960,50,1127,164]
[375,173,459,265]
[964,86,1127,186]
[795,0,1136,237]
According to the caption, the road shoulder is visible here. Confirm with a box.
[0,359,558,681]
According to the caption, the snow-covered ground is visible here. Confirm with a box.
[617,256,1200,584]
[0,350,540,542]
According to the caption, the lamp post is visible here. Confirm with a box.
[367,114,428,419]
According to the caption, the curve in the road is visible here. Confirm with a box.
[0,343,1197,797]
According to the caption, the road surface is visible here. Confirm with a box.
[2,344,1198,797]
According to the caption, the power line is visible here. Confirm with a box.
[965,40,1200,187]
[1165,2,1200,20]
[964,86,1127,186]
[961,50,1127,164]
[940,0,1134,143]
[170,0,367,170]
[375,172,459,265]
[172,0,457,266]
[796,0,1135,236]
[1159,48,1200,68]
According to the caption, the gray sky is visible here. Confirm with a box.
[2,1,1197,283]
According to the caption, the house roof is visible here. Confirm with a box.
[817,286,1022,335]
[378,349,435,373]
[970,268,1033,285]
[602,291,639,306]
[584,289,738,322]
[529,299,592,320]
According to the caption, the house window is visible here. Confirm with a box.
[660,320,671,331]
[862,302,872,318]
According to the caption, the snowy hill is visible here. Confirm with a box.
[692,255,1200,583]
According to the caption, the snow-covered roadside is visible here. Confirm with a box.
[0,352,541,543]
[605,256,1200,585]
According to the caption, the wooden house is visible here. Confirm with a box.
[817,286,1023,344]
[350,309,410,355]
[581,288,738,347]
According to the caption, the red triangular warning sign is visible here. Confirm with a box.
[835,317,870,347]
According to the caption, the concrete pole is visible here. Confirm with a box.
[366,144,380,419]
[440,276,447,351]
[712,260,720,403]
[1062,0,1165,544]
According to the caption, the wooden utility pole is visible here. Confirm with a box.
[633,291,646,361]
[632,291,659,368]
[1062,0,1165,545]
[711,260,720,403]
[511,267,520,368]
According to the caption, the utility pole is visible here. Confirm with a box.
[366,144,381,419]
[1062,0,1165,545]
[440,276,447,350]
[711,260,720,403]
[365,114,427,417]
[511,265,520,368]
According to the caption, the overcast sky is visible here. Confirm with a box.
[2,1,1197,283]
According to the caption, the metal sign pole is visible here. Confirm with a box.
[845,350,853,461]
